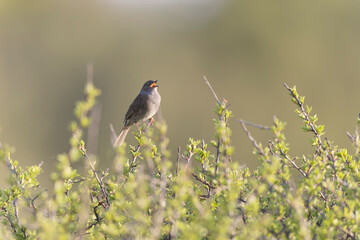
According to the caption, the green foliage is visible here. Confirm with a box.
[0,81,359,239]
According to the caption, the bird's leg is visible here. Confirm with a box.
[149,117,154,125]
[146,118,154,128]
[135,123,143,134]
[142,118,154,134]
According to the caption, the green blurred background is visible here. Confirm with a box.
[1,0,359,187]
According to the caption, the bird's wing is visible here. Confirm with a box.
[124,94,148,126]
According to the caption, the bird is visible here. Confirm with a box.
[113,80,161,147]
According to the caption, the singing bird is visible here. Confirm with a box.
[113,80,161,147]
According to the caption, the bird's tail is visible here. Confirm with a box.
[113,127,130,147]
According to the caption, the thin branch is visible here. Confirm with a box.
[214,138,220,177]
[74,135,110,208]
[203,76,220,105]
[237,119,271,130]
[176,147,180,176]
[192,173,215,189]
[283,83,324,149]
[184,151,194,171]
[269,140,307,177]
[2,207,18,235]
[130,145,141,170]
[201,140,206,174]
[30,189,47,212]
[238,119,266,157]
[13,199,19,225]
[2,204,27,238]
[346,131,355,143]
[324,137,339,183]
[204,76,232,178]
[88,160,110,208]
[354,126,360,156]
[4,153,26,233]
[283,83,329,201]
[347,126,360,156]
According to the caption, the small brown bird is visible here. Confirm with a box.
[113,80,161,147]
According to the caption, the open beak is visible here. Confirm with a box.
[150,80,158,88]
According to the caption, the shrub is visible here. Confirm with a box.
[0,77,359,239]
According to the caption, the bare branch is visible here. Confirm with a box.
[13,199,19,225]
[30,189,47,213]
[214,138,220,177]
[203,76,220,105]
[237,119,271,130]
[176,147,180,176]
[238,119,266,157]
[184,151,194,171]
[347,127,360,157]
[203,76,232,178]
[346,131,355,143]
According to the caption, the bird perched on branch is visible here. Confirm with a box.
[113,80,161,147]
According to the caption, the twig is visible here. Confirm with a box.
[88,161,110,208]
[13,199,19,225]
[2,207,18,235]
[2,204,27,238]
[201,140,206,174]
[268,143,274,155]
[176,147,180,176]
[184,149,194,171]
[130,145,141,170]
[4,153,26,234]
[215,138,220,177]
[203,76,232,181]
[346,131,355,143]
[347,126,360,156]
[283,83,329,201]
[74,135,110,208]
[354,126,360,156]
[204,76,220,105]
[269,140,307,177]
[283,83,324,149]
[192,173,215,189]
[30,189,47,213]
[238,119,266,157]
[324,137,339,183]
[237,119,271,130]
[204,76,221,176]
[79,195,105,234]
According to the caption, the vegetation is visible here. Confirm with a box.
[0,77,359,239]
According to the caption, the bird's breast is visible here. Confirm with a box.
[145,90,161,119]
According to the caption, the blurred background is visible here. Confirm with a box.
[1,0,360,187]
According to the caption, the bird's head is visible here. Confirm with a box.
[141,80,158,92]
